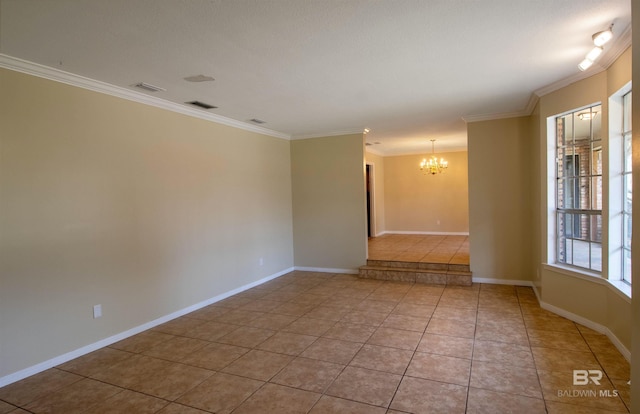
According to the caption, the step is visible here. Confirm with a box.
[366,259,470,274]
[358,265,472,286]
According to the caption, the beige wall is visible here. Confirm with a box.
[382,151,469,234]
[291,134,367,270]
[365,151,386,236]
[535,48,632,354]
[467,117,534,282]
[0,68,294,378]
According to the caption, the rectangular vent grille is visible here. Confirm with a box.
[250,118,266,124]
[186,101,218,110]
[134,82,166,92]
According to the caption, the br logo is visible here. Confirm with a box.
[573,370,603,385]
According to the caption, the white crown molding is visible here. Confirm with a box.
[292,128,364,140]
[462,25,632,125]
[0,54,291,140]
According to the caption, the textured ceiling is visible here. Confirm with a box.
[0,0,631,155]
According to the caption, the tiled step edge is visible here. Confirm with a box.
[358,266,472,286]
[366,260,470,273]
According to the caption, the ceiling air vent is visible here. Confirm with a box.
[133,82,166,92]
[250,118,266,124]
[186,100,218,110]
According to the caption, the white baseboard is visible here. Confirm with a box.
[0,267,294,388]
[472,277,534,286]
[539,300,631,362]
[377,231,470,236]
[293,266,359,274]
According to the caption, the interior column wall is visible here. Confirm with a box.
[291,134,367,271]
[467,117,534,282]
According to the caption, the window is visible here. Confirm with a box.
[555,104,602,272]
[621,91,632,284]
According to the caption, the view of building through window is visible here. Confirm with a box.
[555,104,602,272]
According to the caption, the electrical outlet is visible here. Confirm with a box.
[93,304,102,319]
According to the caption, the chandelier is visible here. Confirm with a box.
[420,139,448,175]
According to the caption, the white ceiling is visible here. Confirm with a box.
[0,0,631,156]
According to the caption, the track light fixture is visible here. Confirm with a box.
[578,24,613,71]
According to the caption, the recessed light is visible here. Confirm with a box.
[249,118,266,124]
[184,75,215,82]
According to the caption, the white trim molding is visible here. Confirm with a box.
[540,300,631,362]
[0,54,291,140]
[0,267,294,388]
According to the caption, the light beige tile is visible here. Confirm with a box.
[245,313,297,330]
[256,331,317,356]
[0,369,82,407]
[432,305,477,323]
[366,327,422,350]
[406,352,471,386]
[381,313,428,332]
[390,376,467,414]
[233,383,321,414]
[466,387,546,414]
[300,337,362,365]
[326,366,401,407]
[528,329,591,352]
[88,389,169,414]
[176,372,263,414]
[473,340,535,368]
[180,342,249,371]
[417,333,474,359]
[282,317,336,336]
[349,344,413,375]
[24,378,122,414]
[215,326,275,348]
[128,361,214,401]
[470,360,542,399]
[426,317,476,338]
[271,357,344,393]
[323,322,376,343]
[222,350,293,381]
[57,347,134,377]
[308,395,386,414]
[157,402,215,414]
[339,310,388,326]
[143,336,209,362]
[531,346,600,373]
[182,320,238,342]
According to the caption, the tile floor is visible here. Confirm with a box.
[368,234,470,265]
[0,271,631,413]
